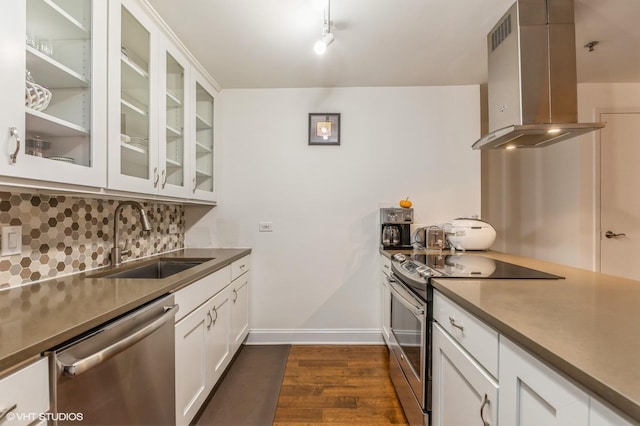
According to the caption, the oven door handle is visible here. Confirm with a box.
[389,279,425,318]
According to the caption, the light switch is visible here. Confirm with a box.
[1,226,22,256]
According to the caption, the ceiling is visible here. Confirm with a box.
[147,0,640,89]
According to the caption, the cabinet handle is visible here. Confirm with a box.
[211,306,218,324]
[161,169,167,189]
[9,127,20,164]
[232,288,238,303]
[153,167,159,188]
[0,403,17,421]
[449,316,464,332]
[480,393,490,426]
[206,311,213,330]
[383,264,389,269]
[192,176,197,193]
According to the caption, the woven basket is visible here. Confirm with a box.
[25,80,52,111]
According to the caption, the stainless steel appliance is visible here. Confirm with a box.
[381,208,413,249]
[472,0,604,150]
[48,294,179,425]
[387,252,562,425]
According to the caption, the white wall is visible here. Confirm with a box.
[186,86,481,343]
[482,83,640,270]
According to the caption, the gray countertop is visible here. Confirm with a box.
[383,249,640,422]
[0,248,251,373]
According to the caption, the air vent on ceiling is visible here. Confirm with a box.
[491,14,512,51]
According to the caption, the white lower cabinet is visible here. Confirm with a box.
[0,357,49,426]
[433,289,636,426]
[432,322,498,426]
[175,299,211,425]
[499,337,590,425]
[380,254,391,345]
[230,272,250,354]
[174,255,250,426]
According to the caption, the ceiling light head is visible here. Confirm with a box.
[314,32,334,55]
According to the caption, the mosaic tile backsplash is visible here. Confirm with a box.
[0,192,184,288]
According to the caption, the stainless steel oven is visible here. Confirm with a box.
[386,270,431,426]
[386,251,563,425]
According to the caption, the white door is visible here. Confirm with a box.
[599,111,640,280]
[230,274,250,353]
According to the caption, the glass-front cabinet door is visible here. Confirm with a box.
[191,71,217,202]
[0,0,107,187]
[107,0,158,194]
[159,37,189,198]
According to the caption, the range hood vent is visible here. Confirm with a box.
[473,0,604,150]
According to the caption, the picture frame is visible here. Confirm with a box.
[308,113,340,145]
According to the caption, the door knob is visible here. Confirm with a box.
[605,231,626,239]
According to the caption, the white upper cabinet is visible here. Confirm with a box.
[107,0,159,194]
[0,0,107,187]
[158,37,190,198]
[190,69,217,202]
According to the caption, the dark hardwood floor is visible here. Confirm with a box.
[273,345,408,425]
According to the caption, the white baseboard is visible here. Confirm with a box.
[245,329,385,345]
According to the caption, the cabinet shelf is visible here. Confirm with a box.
[121,98,147,117]
[195,141,212,154]
[27,0,90,40]
[121,141,148,168]
[166,158,182,168]
[121,52,148,78]
[195,114,212,130]
[26,107,89,138]
[26,46,89,89]
[166,125,182,138]
[195,168,212,178]
[166,90,182,108]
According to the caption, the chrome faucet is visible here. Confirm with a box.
[111,201,152,266]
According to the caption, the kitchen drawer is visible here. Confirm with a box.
[380,255,391,276]
[174,266,231,322]
[231,255,250,281]
[433,291,498,377]
[0,357,49,426]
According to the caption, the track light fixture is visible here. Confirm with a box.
[314,0,334,55]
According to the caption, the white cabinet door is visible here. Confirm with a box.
[107,0,159,194]
[0,357,49,426]
[432,323,498,426]
[175,300,210,426]
[499,337,589,426]
[1,0,107,187]
[589,398,635,426]
[189,69,217,202]
[381,271,391,345]
[207,286,231,388]
[230,272,250,353]
[158,35,190,198]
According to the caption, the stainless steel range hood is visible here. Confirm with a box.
[472,0,604,150]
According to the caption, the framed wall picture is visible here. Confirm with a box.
[309,113,340,145]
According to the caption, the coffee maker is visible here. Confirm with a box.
[380,207,413,249]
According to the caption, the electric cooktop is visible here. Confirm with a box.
[406,253,564,280]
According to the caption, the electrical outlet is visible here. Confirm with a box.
[1,225,22,256]
[258,222,273,232]
[169,224,178,234]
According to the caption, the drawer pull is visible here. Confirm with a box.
[480,393,490,426]
[0,403,17,421]
[232,288,238,303]
[449,316,464,332]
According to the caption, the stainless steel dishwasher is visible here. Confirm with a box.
[48,294,179,425]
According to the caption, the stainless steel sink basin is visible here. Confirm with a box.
[91,258,212,279]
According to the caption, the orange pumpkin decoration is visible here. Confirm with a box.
[399,197,412,208]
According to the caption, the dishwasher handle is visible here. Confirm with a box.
[61,304,179,377]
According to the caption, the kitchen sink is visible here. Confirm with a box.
[90,258,213,279]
